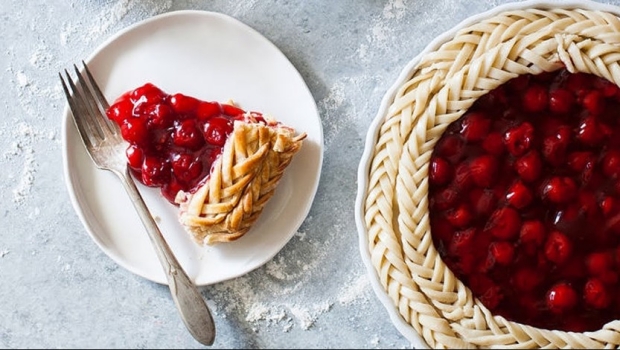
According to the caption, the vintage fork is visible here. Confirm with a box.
[59,62,216,346]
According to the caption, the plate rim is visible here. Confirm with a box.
[61,9,324,286]
[354,0,620,347]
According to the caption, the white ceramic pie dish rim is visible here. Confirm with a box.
[354,0,620,347]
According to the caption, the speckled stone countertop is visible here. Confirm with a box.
[3,0,620,348]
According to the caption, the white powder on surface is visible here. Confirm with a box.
[87,0,132,39]
[29,48,53,68]
[215,257,373,333]
[337,274,371,306]
[16,72,29,88]
[60,0,173,46]
[5,122,45,205]
[370,334,380,346]
[289,301,332,330]
[209,221,373,334]
[265,255,294,281]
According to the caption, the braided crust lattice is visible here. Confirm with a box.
[362,6,620,349]
[176,120,306,245]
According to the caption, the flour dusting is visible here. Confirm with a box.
[4,122,47,204]
[61,0,173,46]
[338,274,371,306]
[289,301,332,330]
[87,0,132,39]
[208,229,378,334]
[29,47,53,69]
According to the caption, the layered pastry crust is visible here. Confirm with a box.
[362,6,620,349]
[176,120,306,245]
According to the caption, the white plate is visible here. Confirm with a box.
[355,0,620,347]
[61,10,323,286]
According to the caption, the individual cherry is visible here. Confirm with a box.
[469,154,498,188]
[541,126,571,166]
[482,132,505,156]
[171,153,203,184]
[460,112,491,142]
[514,150,542,183]
[505,180,533,209]
[541,176,577,204]
[504,122,535,156]
[549,88,575,114]
[576,116,605,146]
[125,145,144,170]
[544,230,573,265]
[546,282,578,314]
[203,116,233,146]
[169,93,200,114]
[429,157,453,186]
[489,241,515,265]
[141,156,170,187]
[445,203,473,229]
[120,117,149,146]
[431,186,460,211]
[584,278,612,309]
[523,85,548,112]
[585,251,614,276]
[582,90,605,115]
[469,188,497,217]
[485,206,521,240]
[519,219,546,247]
[173,119,205,150]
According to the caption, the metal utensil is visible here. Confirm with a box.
[59,61,216,346]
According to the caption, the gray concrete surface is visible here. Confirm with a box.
[2,0,619,348]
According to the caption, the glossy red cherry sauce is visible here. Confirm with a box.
[428,68,620,332]
[106,83,266,204]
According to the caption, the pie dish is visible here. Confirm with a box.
[356,0,620,348]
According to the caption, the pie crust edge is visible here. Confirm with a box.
[362,6,620,349]
[177,120,306,245]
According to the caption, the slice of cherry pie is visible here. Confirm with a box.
[106,83,306,245]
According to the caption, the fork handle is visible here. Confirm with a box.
[118,167,216,346]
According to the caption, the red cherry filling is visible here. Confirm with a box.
[106,83,266,203]
[429,68,620,332]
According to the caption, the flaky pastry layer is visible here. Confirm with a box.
[176,120,306,245]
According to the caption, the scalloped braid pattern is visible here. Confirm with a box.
[178,121,306,245]
[363,7,620,349]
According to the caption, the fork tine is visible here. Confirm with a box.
[72,64,107,141]
[80,61,119,136]
[59,70,95,150]
[82,61,110,110]
[66,68,103,144]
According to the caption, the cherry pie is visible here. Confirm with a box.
[361,4,620,349]
[106,83,306,245]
